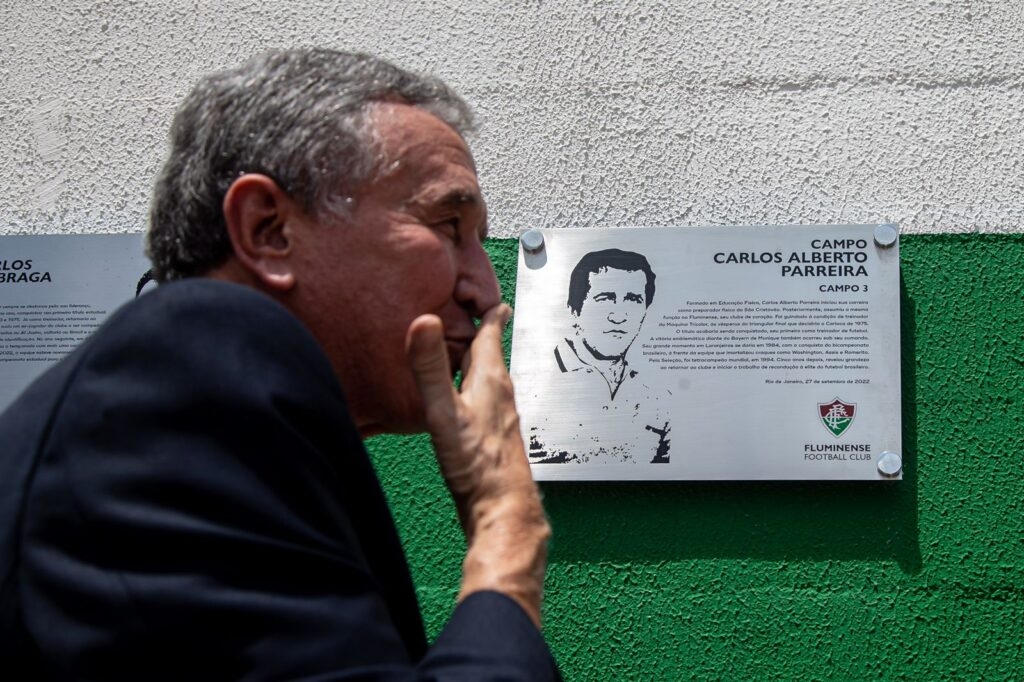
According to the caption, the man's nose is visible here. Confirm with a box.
[454,241,502,318]
[607,308,627,324]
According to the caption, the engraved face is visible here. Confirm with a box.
[573,267,648,361]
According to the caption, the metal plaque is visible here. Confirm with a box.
[0,233,150,412]
[510,225,902,481]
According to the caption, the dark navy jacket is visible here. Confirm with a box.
[0,279,558,680]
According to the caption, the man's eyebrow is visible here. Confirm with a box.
[436,189,478,209]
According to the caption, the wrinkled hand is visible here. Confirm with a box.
[406,304,550,627]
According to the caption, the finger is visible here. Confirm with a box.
[405,315,460,447]
[461,304,512,379]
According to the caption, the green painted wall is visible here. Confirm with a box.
[367,234,1023,681]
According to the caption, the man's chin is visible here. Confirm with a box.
[358,414,427,438]
[579,335,632,363]
[446,340,470,376]
[355,393,429,438]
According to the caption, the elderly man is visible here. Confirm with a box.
[0,49,557,679]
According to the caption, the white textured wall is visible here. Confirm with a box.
[1,0,1021,237]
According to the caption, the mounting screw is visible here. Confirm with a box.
[874,224,899,248]
[877,451,902,477]
[520,229,545,254]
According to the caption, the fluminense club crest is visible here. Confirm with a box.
[818,398,856,438]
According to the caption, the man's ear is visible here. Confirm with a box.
[221,173,298,291]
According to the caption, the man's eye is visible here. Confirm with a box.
[435,219,460,243]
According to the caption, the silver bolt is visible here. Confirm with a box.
[520,229,545,254]
[877,451,902,477]
[874,224,899,248]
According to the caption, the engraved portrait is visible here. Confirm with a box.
[528,249,671,464]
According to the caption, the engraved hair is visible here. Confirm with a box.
[567,249,656,316]
[147,48,474,281]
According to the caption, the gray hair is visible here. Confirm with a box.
[146,48,474,281]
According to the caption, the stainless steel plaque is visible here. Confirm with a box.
[510,225,902,481]
[0,234,150,412]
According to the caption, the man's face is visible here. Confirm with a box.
[573,267,648,361]
[288,103,500,435]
